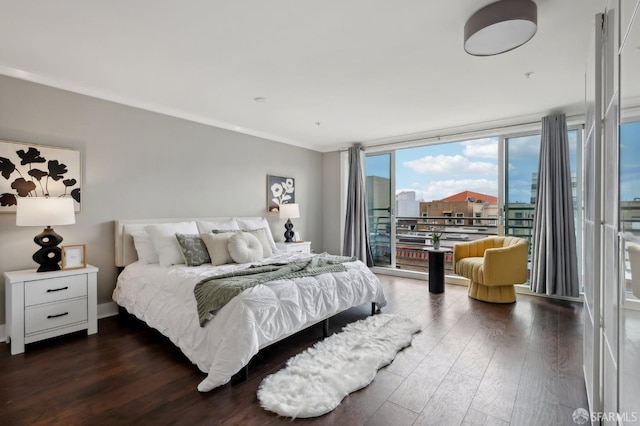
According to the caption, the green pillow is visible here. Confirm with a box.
[175,233,211,266]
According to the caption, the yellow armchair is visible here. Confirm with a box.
[453,236,528,303]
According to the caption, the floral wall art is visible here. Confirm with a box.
[267,175,295,212]
[0,140,81,212]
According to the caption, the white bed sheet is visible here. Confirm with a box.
[112,251,387,392]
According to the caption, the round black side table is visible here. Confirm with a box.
[425,247,452,293]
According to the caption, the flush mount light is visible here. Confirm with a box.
[254,97,267,103]
[464,0,537,56]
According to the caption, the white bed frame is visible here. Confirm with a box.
[113,217,378,381]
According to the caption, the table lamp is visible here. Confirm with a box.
[279,203,300,243]
[16,197,76,272]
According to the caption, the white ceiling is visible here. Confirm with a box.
[0,1,603,152]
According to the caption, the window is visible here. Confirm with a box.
[443,211,452,225]
[515,211,523,226]
[364,127,582,280]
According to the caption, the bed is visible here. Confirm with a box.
[112,217,387,392]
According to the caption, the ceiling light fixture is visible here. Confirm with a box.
[254,97,267,103]
[464,0,537,56]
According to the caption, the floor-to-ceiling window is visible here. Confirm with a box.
[365,126,583,283]
[365,152,394,267]
[505,129,580,278]
[391,138,499,273]
[620,120,640,301]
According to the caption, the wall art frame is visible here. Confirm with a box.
[0,140,81,213]
[267,175,295,212]
[61,244,86,270]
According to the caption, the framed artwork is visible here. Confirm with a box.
[267,175,295,212]
[0,140,81,213]
[61,244,86,270]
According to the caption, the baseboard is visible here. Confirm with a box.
[371,266,477,286]
[371,266,584,302]
[0,302,119,343]
[98,301,119,319]
[514,284,584,302]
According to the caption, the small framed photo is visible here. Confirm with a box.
[61,244,86,270]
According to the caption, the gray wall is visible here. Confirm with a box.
[0,75,323,326]
[322,151,343,255]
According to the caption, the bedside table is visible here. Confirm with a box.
[4,265,99,355]
[276,241,312,254]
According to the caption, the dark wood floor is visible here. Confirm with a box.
[0,275,587,425]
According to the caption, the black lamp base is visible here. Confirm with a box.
[284,219,295,243]
[32,226,63,272]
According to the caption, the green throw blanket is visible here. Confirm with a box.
[194,253,356,326]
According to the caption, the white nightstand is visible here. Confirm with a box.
[4,265,99,355]
[276,241,312,254]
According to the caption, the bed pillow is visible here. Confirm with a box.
[245,228,273,258]
[130,230,160,264]
[228,232,264,264]
[145,222,199,267]
[200,232,236,266]
[175,234,211,266]
[196,218,240,234]
[236,217,277,252]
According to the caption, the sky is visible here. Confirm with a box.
[620,121,640,201]
[396,138,500,202]
[366,129,596,203]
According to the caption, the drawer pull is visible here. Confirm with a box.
[47,312,69,319]
[46,286,69,293]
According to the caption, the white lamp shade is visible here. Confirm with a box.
[16,197,76,227]
[279,203,300,219]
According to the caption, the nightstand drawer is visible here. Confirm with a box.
[24,274,87,306]
[25,298,88,335]
[276,241,311,254]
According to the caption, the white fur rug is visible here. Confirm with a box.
[257,313,421,418]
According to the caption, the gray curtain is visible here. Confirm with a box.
[530,113,579,296]
[343,144,374,266]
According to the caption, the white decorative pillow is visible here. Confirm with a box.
[200,232,236,266]
[228,232,264,264]
[145,222,199,267]
[130,230,159,264]
[236,217,277,252]
[196,218,240,234]
[246,228,273,258]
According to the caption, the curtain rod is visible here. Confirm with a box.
[338,113,583,152]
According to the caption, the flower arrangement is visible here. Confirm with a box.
[430,226,443,248]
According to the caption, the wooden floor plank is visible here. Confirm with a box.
[0,277,587,425]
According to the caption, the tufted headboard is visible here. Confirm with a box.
[114,217,267,267]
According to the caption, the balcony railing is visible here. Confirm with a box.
[369,209,535,274]
[394,215,499,273]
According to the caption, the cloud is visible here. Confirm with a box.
[403,155,497,176]
[507,136,540,159]
[410,178,498,201]
[461,138,498,158]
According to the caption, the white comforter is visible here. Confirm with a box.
[112,251,387,392]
